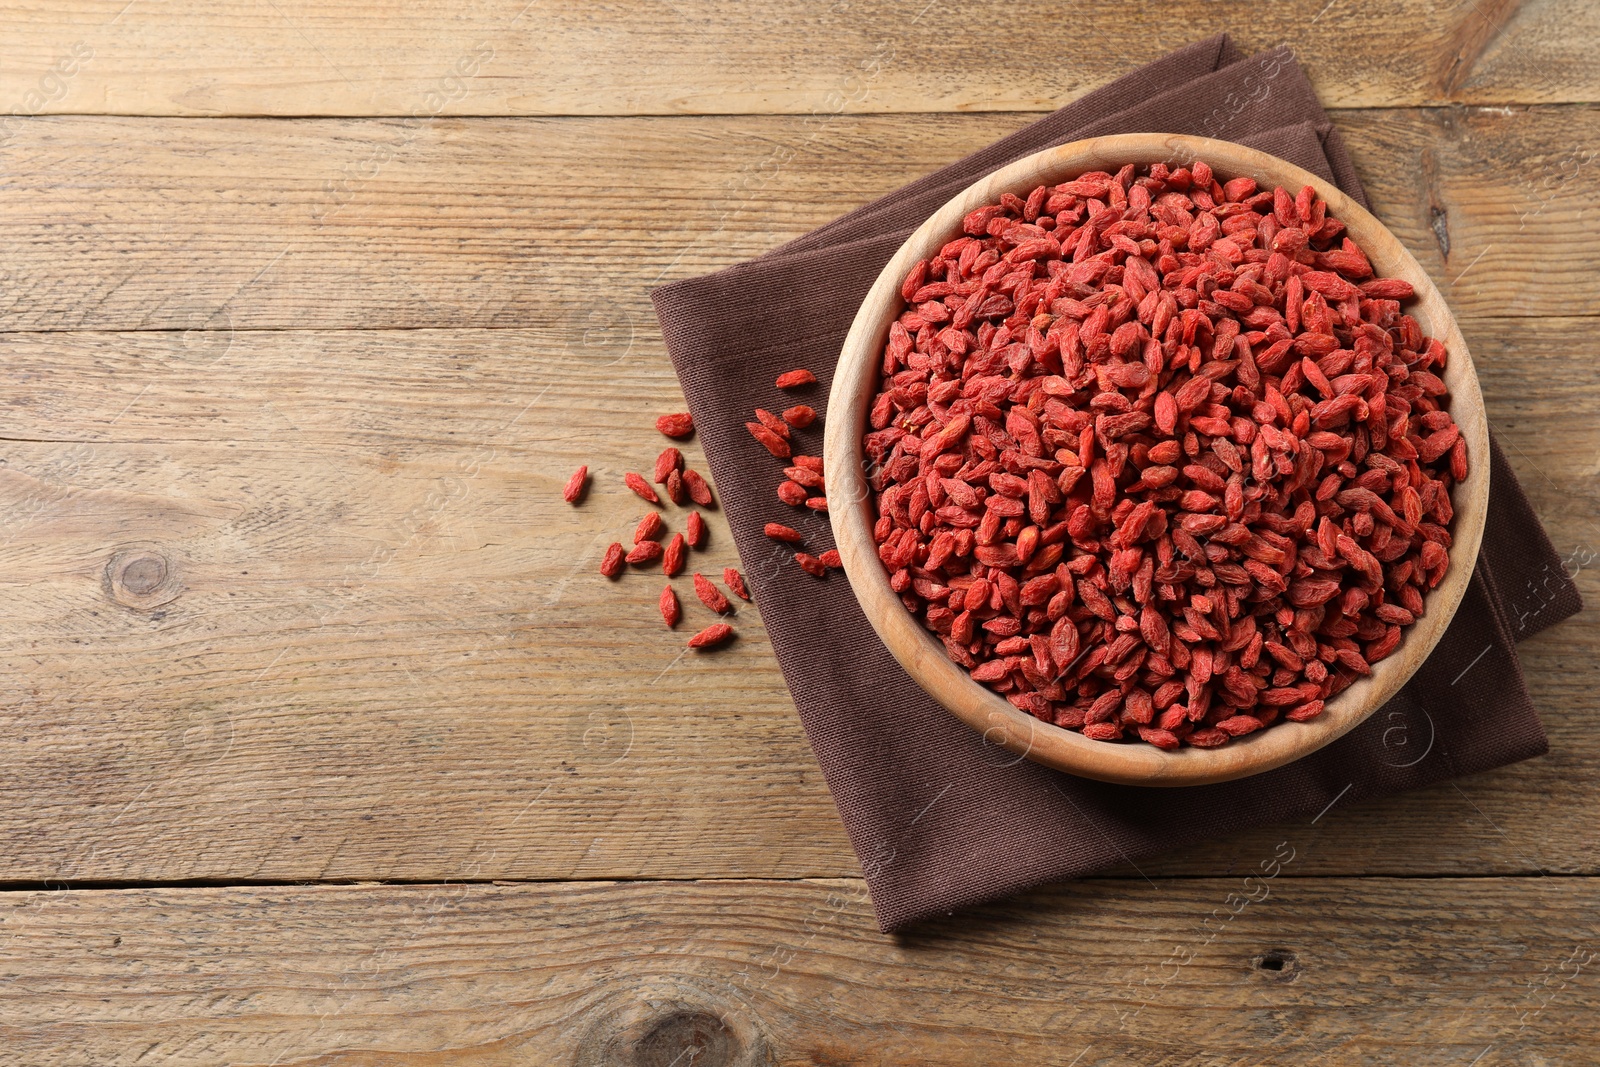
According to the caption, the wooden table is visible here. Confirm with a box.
[0,2,1595,1063]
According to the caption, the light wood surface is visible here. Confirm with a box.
[0,107,1591,333]
[0,1,1594,1060]
[2,877,1599,1066]
[827,132,1489,785]
[0,0,1593,116]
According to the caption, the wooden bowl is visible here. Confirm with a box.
[823,133,1489,787]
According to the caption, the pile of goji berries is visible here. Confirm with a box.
[867,159,1466,749]
[564,414,748,651]
[563,367,846,649]
[744,368,843,578]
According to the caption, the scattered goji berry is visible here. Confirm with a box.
[688,622,734,649]
[562,465,588,504]
[693,572,732,614]
[624,472,659,504]
[776,369,817,389]
[656,412,694,438]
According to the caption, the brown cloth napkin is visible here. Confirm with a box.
[652,35,1582,933]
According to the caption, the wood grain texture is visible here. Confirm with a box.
[0,107,1591,336]
[0,0,1595,117]
[0,314,1589,882]
[825,131,1490,787]
[0,3,1592,1057]
[1,877,1598,1065]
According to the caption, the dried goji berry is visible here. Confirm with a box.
[624,472,660,504]
[683,469,715,507]
[777,480,809,506]
[562,465,588,504]
[634,511,664,544]
[776,369,817,389]
[693,572,732,614]
[754,407,791,439]
[784,465,825,489]
[747,421,792,459]
[654,447,683,484]
[664,468,686,505]
[662,532,686,577]
[656,412,694,438]
[626,540,663,565]
[688,622,734,649]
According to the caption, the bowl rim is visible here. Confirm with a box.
[823,132,1490,787]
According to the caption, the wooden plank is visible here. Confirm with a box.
[0,107,1591,335]
[0,314,1591,883]
[0,0,1594,117]
[0,325,853,882]
[0,877,1597,1063]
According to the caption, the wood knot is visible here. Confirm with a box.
[571,983,771,1067]
[1254,948,1302,981]
[633,1011,738,1067]
[104,542,182,611]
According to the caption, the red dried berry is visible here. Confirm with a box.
[777,480,809,506]
[1286,700,1325,722]
[600,542,625,578]
[662,532,687,577]
[795,552,826,577]
[1217,715,1264,738]
[562,465,588,504]
[764,523,803,543]
[686,510,708,549]
[656,412,694,438]
[624,472,660,504]
[792,455,824,474]
[754,407,791,439]
[683,469,715,507]
[654,447,683,484]
[626,540,663,565]
[688,622,734,649]
[804,497,828,512]
[1136,727,1181,750]
[776,369,817,389]
[723,567,751,601]
[747,421,792,459]
[634,511,664,544]
[783,405,818,428]
[819,549,842,569]
[784,465,825,489]
[664,468,686,505]
[660,585,681,629]
[693,572,732,614]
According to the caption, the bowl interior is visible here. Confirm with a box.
[823,132,1489,787]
